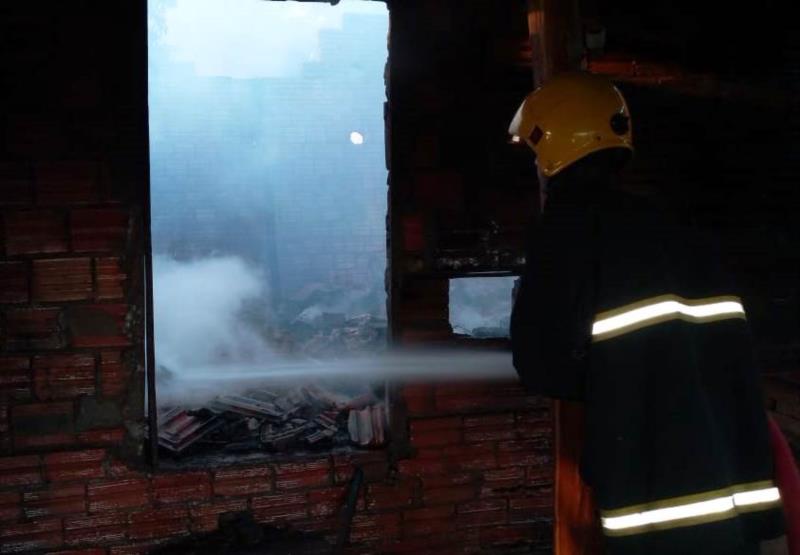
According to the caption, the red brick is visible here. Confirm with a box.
[12,403,76,451]
[15,432,77,450]
[408,416,462,434]
[36,161,99,205]
[496,451,551,468]
[0,401,8,451]
[43,449,105,480]
[349,513,401,543]
[463,414,514,428]
[517,423,552,440]
[0,454,42,486]
[509,507,552,524]
[419,471,476,489]
[367,481,416,511]
[130,506,188,523]
[402,215,425,252]
[213,466,271,497]
[456,509,507,528]
[70,208,129,253]
[78,427,125,446]
[153,472,211,504]
[332,450,387,468]
[95,257,126,300]
[0,518,63,552]
[516,409,551,424]
[251,492,306,510]
[0,356,31,400]
[509,493,553,524]
[4,307,64,350]
[88,478,149,512]
[251,492,307,523]
[436,394,528,413]
[434,382,501,397]
[33,354,96,400]
[403,505,454,521]
[308,486,361,518]
[410,428,462,448]
[526,465,554,487]
[509,490,553,511]
[32,258,93,302]
[497,438,551,452]
[275,468,330,491]
[107,460,144,479]
[189,498,248,533]
[98,351,128,398]
[67,304,130,348]
[213,466,270,480]
[422,485,476,506]
[334,460,389,484]
[397,458,445,476]
[1,532,64,552]
[457,498,507,514]
[23,484,86,518]
[252,503,308,524]
[0,162,33,206]
[3,210,68,256]
[64,512,128,546]
[441,444,497,471]
[0,491,21,521]
[401,384,435,415]
[0,261,29,303]
[274,458,330,474]
[483,466,525,483]
[479,467,530,496]
[380,530,478,554]
[463,426,517,443]
[189,498,248,518]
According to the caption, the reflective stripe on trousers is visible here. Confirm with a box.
[600,481,781,536]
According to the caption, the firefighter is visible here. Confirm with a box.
[508,72,786,554]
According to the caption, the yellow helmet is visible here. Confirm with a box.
[508,72,633,178]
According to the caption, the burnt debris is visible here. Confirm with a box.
[158,383,387,457]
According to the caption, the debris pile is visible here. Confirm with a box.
[158,383,387,457]
[157,309,389,458]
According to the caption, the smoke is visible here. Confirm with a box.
[449,277,516,337]
[157,0,385,79]
[153,255,275,372]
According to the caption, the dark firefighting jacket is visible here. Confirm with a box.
[510,179,785,555]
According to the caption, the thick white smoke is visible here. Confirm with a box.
[153,255,274,371]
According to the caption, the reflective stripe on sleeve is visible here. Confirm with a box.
[592,294,746,343]
[601,481,781,537]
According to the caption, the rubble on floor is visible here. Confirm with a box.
[158,383,387,457]
[157,310,389,457]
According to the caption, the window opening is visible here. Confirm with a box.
[147,0,389,459]
[449,277,517,338]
